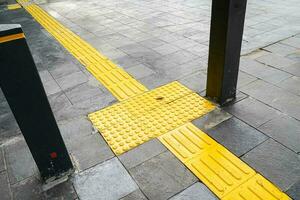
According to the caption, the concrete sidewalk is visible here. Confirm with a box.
[0,0,300,199]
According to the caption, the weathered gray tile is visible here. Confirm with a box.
[4,137,38,184]
[256,54,296,69]
[129,151,197,200]
[0,148,5,172]
[73,157,138,200]
[258,115,300,153]
[287,180,300,200]
[70,134,114,171]
[263,43,298,56]
[44,180,77,200]
[224,97,281,128]
[0,172,11,200]
[126,64,155,79]
[48,92,72,114]
[64,80,103,104]
[120,189,148,200]
[169,182,217,200]
[0,113,20,140]
[139,38,166,48]
[153,44,180,56]
[240,58,292,84]
[118,139,167,169]
[56,71,88,90]
[11,176,43,200]
[39,70,53,83]
[282,62,300,76]
[179,71,207,93]
[242,139,300,190]
[237,71,257,89]
[276,76,300,96]
[281,36,300,48]
[193,108,232,131]
[42,78,61,96]
[49,60,81,79]
[207,117,268,156]
[240,80,300,120]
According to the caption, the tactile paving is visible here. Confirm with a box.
[7,4,22,10]
[158,123,218,163]
[89,82,215,155]
[223,174,291,200]
[18,2,147,101]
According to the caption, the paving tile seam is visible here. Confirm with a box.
[18,1,147,101]
[158,123,291,199]
[16,2,291,199]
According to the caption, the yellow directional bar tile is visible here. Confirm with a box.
[158,123,218,163]
[7,4,22,10]
[186,144,256,198]
[19,3,147,101]
[223,174,291,200]
[89,82,215,155]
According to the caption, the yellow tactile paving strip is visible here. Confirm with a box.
[89,82,215,155]
[17,2,147,101]
[7,4,22,10]
[159,123,291,199]
[18,2,291,199]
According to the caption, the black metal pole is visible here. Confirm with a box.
[206,0,247,105]
[0,24,73,182]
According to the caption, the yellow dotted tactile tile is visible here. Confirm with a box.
[89,82,215,155]
[159,123,291,199]
[7,4,22,10]
[18,2,147,101]
[223,174,291,200]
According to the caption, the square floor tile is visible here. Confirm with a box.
[242,139,300,190]
[73,157,138,200]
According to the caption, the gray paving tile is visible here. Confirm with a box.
[42,78,61,96]
[70,134,114,171]
[287,180,300,200]
[118,139,167,170]
[169,182,217,200]
[258,115,300,153]
[139,38,166,48]
[0,172,11,200]
[73,157,138,200]
[263,43,298,56]
[281,36,300,48]
[44,180,77,200]
[48,92,72,114]
[11,176,43,200]
[126,64,156,79]
[224,97,281,128]
[120,189,148,200]
[242,139,300,190]
[286,51,300,62]
[64,80,104,104]
[179,71,207,93]
[239,58,292,84]
[276,76,300,96]
[160,50,198,65]
[240,80,300,120]
[56,71,88,91]
[0,113,20,140]
[4,137,38,184]
[48,60,81,79]
[207,117,268,156]
[153,43,180,56]
[0,148,5,172]
[237,71,257,89]
[129,151,197,200]
[193,108,232,131]
[255,54,296,69]
[38,70,53,83]
[281,62,300,76]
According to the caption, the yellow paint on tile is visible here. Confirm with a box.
[18,2,147,101]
